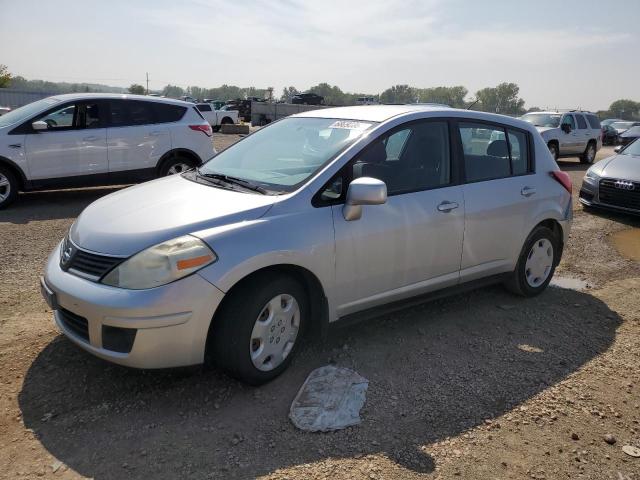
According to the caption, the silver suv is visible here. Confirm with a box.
[521,111,602,164]
[42,105,573,384]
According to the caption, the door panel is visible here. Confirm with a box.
[106,125,170,173]
[332,186,465,316]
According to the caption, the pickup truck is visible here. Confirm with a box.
[195,103,239,131]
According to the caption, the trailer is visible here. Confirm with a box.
[250,101,331,126]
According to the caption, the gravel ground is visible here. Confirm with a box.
[1,141,640,480]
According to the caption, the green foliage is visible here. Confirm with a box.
[415,86,468,108]
[0,64,11,88]
[280,86,299,102]
[608,99,640,120]
[379,85,416,104]
[475,82,525,115]
[128,84,145,95]
[6,75,126,94]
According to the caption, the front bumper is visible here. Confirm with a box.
[43,242,225,368]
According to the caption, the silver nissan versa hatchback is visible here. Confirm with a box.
[42,105,573,384]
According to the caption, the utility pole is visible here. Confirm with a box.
[146,72,149,95]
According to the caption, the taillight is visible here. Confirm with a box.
[551,170,572,194]
[189,124,212,137]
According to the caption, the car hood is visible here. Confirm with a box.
[70,175,276,256]
[595,154,640,181]
[534,126,557,135]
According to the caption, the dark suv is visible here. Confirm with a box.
[291,93,325,105]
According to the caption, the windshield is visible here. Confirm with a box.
[621,138,640,156]
[0,97,61,128]
[199,117,375,192]
[521,113,561,128]
[612,121,634,130]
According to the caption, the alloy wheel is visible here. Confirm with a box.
[0,173,10,202]
[166,163,190,175]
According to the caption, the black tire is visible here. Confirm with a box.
[504,225,560,297]
[212,125,220,133]
[158,156,196,177]
[0,165,18,210]
[548,142,559,162]
[208,272,308,385]
[580,141,596,164]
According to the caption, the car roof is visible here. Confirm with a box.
[294,104,456,122]
[46,93,193,107]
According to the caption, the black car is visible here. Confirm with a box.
[618,126,640,147]
[602,124,619,145]
[291,93,325,105]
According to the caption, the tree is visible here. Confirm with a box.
[379,84,416,104]
[162,84,185,98]
[608,99,639,120]
[0,64,12,88]
[128,83,145,95]
[475,82,525,115]
[280,86,299,102]
[415,86,468,108]
[307,83,348,105]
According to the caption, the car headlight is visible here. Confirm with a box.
[585,169,600,180]
[102,235,217,289]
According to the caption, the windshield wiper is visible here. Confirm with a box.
[197,171,269,194]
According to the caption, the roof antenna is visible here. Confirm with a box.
[467,98,479,110]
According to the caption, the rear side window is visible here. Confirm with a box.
[152,103,187,123]
[128,101,154,125]
[576,114,588,130]
[586,114,601,129]
[196,104,212,112]
[108,100,128,126]
[458,122,530,182]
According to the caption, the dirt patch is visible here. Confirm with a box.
[610,228,640,262]
[1,144,640,479]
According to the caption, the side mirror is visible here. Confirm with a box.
[32,120,48,131]
[342,177,387,221]
[561,123,571,133]
[614,145,623,154]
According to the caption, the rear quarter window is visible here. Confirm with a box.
[586,114,601,130]
[152,103,187,123]
[196,104,212,112]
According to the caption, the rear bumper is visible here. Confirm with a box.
[43,242,225,368]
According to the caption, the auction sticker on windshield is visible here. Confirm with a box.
[328,120,372,131]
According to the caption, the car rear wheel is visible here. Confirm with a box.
[159,156,196,177]
[548,142,559,162]
[208,273,308,385]
[0,166,18,209]
[504,225,560,297]
[580,141,596,164]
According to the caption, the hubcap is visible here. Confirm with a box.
[167,163,190,175]
[524,238,554,288]
[0,173,10,202]
[587,145,595,162]
[250,294,300,372]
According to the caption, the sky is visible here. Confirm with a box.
[1,0,638,111]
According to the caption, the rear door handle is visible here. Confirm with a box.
[83,135,99,141]
[437,201,459,212]
[521,186,537,197]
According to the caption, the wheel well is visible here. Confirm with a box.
[536,219,564,255]
[210,265,329,342]
[0,158,26,191]
[221,116,233,124]
[156,149,202,173]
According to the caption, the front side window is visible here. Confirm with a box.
[576,114,588,130]
[199,117,375,192]
[562,114,576,130]
[38,104,76,129]
[352,120,451,194]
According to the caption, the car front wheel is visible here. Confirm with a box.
[548,142,559,162]
[504,225,560,297]
[0,166,18,209]
[208,273,308,385]
[159,156,196,177]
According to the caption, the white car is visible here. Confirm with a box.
[520,111,602,164]
[0,106,11,116]
[0,94,215,208]
[195,103,239,132]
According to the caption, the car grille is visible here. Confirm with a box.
[599,178,640,210]
[59,308,89,342]
[60,237,124,280]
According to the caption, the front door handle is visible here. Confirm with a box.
[521,186,537,197]
[83,135,99,141]
[437,201,459,212]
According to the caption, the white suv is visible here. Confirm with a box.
[520,111,602,164]
[0,94,215,208]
